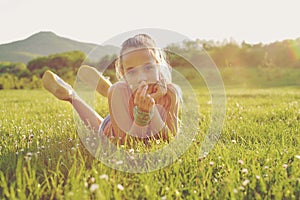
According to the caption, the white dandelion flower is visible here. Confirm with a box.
[242,179,250,186]
[238,159,244,165]
[99,174,109,181]
[116,160,123,165]
[90,184,99,192]
[117,184,124,191]
[161,196,167,200]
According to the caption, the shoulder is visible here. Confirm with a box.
[107,81,133,105]
[108,81,131,96]
[108,81,129,91]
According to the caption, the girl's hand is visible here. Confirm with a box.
[150,79,167,101]
[134,81,155,112]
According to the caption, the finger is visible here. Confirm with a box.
[147,84,155,94]
[138,80,147,90]
[150,92,158,99]
[134,84,148,105]
[147,94,155,106]
[138,85,148,106]
[134,85,143,104]
[143,94,155,110]
[139,81,147,87]
[135,82,144,96]
[153,82,159,91]
[140,84,148,98]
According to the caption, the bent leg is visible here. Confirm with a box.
[72,95,103,133]
[42,70,103,133]
[77,65,112,97]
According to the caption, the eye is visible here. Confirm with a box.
[127,68,136,75]
[144,64,155,71]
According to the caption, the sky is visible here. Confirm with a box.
[1,0,300,45]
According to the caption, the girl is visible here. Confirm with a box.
[42,34,181,144]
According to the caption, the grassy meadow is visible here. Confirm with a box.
[0,67,300,199]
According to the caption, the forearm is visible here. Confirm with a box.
[129,106,164,138]
[128,121,149,138]
[149,106,166,133]
[151,105,179,141]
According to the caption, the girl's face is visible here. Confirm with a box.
[122,49,160,90]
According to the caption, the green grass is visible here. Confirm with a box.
[0,86,299,199]
[220,67,300,88]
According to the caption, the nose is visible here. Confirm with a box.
[137,70,147,83]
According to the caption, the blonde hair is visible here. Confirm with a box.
[115,34,172,84]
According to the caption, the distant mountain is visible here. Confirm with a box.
[0,31,119,63]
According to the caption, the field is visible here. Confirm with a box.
[0,68,300,199]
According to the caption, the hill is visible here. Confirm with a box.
[0,31,119,63]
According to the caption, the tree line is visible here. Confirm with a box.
[0,38,299,89]
[167,39,300,68]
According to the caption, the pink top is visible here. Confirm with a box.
[102,82,179,144]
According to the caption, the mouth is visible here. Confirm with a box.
[129,82,158,94]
